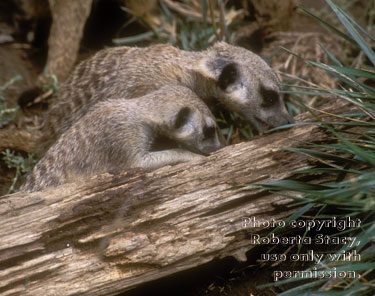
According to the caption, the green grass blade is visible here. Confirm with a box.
[319,43,343,66]
[329,66,375,79]
[333,1,375,43]
[283,147,360,164]
[326,0,375,66]
[283,85,370,99]
[328,127,375,166]
[308,61,375,94]
[300,7,356,45]
[113,30,156,44]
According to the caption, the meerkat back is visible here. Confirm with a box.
[21,85,223,192]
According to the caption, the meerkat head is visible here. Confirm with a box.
[198,42,294,132]
[166,105,223,156]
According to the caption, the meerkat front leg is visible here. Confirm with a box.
[132,149,205,171]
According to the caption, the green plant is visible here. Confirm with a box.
[113,0,237,50]
[1,149,36,194]
[40,68,59,94]
[240,0,375,294]
[0,74,37,194]
[0,75,22,128]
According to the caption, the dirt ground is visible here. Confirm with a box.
[0,0,370,295]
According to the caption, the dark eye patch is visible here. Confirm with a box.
[203,125,216,140]
[175,107,191,129]
[260,86,279,108]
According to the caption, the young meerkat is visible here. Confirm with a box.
[21,85,222,193]
[40,42,294,153]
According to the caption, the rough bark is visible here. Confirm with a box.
[0,125,39,153]
[0,99,359,296]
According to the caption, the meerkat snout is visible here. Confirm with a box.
[214,63,294,132]
[258,84,294,127]
[169,105,222,156]
[203,125,216,141]
[200,118,222,155]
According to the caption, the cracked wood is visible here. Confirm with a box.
[0,99,359,296]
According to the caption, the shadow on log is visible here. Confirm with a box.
[0,99,360,296]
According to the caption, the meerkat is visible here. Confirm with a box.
[39,41,294,153]
[20,85,223,192]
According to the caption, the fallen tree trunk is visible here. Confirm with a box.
[0,99,359,296]
[0,125,39,153]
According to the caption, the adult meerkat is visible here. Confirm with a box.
[40,42,294,153]
[21,86,222,192]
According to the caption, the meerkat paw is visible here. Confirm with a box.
[133,149,206,171]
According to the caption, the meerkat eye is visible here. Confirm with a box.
[174,107,191,129]
[203,125,216,140]
[260,86,279,108]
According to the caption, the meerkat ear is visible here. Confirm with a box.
[198,58,240,90]
[218,63,239,91]
[174,106,192,129]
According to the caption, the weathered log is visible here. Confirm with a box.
[0,125,39,153]
[0,99,358,296]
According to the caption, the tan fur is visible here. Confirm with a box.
[40,42,293,153]
[21,85,222,192]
